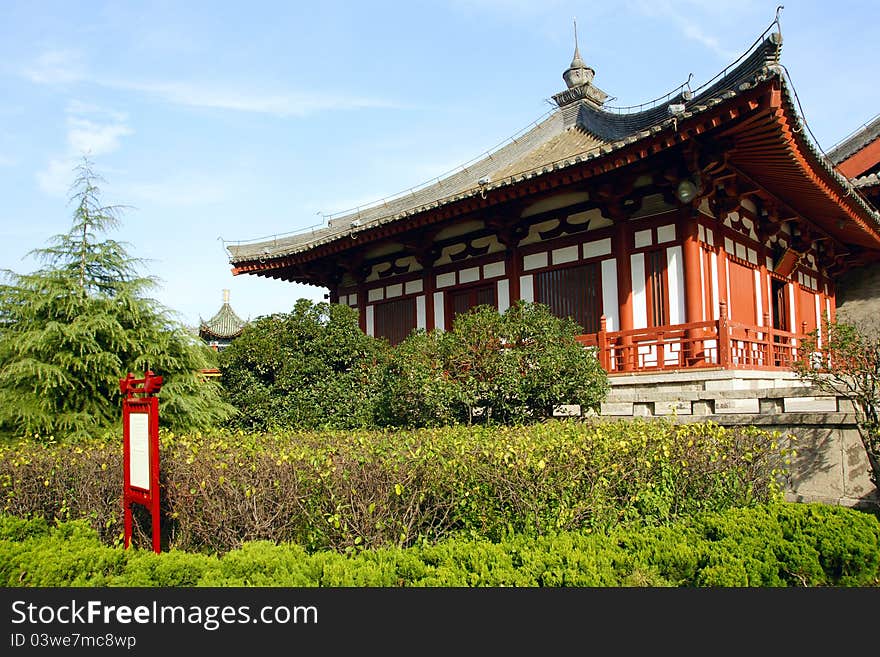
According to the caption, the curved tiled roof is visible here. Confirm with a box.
[826,114,880,166]
[227,27,879,268]
[199,302,247,339]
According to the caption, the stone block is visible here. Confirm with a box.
[654,400,692,415]
[783,396,837,412]
[713,398,760,414]
[600,402,634,416]
[552,404,581,417]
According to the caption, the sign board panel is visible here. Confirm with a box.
[128,412,150,491]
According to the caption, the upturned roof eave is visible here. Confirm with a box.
[229,42,880,275]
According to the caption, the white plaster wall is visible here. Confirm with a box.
[433,291,445,332]
[631,253,647,329]
[601,258,618,332]
[497,279,510,313]
[366,305,375,337]
[711,254,720,320]
[754,269,763,325]
[667,246,685,325]
[416,295,426,331]
[520,274,534,303]
[726,259,732,316]
[700,249,707,321]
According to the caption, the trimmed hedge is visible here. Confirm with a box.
[2,503,877,587]
[0,420,793,554]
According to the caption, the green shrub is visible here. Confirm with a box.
[2,504,877,587]
[0,419,793,554]
[218,300,389,431]
[380,302,609,426]
[377,329,462,428]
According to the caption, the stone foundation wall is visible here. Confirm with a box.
[593,368,879,510]
[836,263,880,333]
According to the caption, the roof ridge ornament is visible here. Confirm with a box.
[553,18,608,110]
[562,18,595,89]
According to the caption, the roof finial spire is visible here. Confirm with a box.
[223,288,230,304]
[563,18,593,90]
[554,18,608,109]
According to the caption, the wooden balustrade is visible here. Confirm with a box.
[577,306,808,374]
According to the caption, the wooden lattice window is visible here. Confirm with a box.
[645,249,669,327]
[374,297,417,346]
[446,284,497,330]
[535,262,602,333]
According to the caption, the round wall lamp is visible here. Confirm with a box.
[676,179,699,203]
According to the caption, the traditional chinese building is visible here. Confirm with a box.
[226,21,880,376]
[828,114,880,205]
[198,289,248,352]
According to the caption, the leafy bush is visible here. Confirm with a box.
[378,328,462,428]
[2,503,877,587]
[218,299,389,431]
[379,301,609,426]
[0,419,793,553]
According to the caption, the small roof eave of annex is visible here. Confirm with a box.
[826,113,880,168]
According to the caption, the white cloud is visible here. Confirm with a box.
[450,0,564,18]
[37,157,78,196]
[65,100,128,123]
[106,78,402,117]
[36,103,133,197]
[23,49,85,84]
[24,49,401,118]
[121,176,230,207]
[627,0,745,60]
[67,118,133,156]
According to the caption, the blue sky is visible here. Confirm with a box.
[1,1,877,329]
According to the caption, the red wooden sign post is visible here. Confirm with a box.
[120,370,163,554]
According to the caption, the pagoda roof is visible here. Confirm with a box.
[228,24,880,281]
[199,299,247,340]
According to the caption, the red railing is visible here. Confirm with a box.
[576,301,809,373]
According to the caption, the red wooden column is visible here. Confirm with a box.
[490,220,524,309]
[679,211,704,364]
[407,233,441,332]
[356,282,367,333]
[613,218,634,371]
[507,243,522,305]
[716,243,729,314]
[718,300,731,368]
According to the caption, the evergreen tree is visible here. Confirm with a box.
[0,158,235,441]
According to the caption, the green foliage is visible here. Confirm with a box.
[0,419,793,553]
[378,328,462,428]
[0,158,235,440]
[218,299,389,431]
[379,301,609,426]
[2,503,878,587]
[793,318,880,487]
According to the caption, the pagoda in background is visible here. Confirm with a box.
[199,289,248,352]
